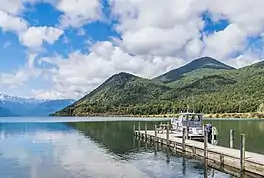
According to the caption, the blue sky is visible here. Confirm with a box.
[0,0,264,99]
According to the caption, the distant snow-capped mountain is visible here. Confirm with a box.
[0,93,46,104]
[0,93,75,117]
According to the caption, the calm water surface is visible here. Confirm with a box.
[1,117,262,178]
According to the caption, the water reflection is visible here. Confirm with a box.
[0,121,231,178]
[70,121,230,178]
[206,120,264,154]
[0,123,148,178]
[182,156,186,175]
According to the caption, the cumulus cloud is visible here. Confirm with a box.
[0,0,24,15]
[56,0,102,28]
[202,24,247,59]
[19,26,64,49]
[35,41,184,99]
[0,68,40,88]
[110,0,264,65]
[228,50,264,68]
[205,0,264,36]
[184,38,204,59]
[110,0,204,57]
[0,0,38,15]
[0,10,28,34]
[0,53,41,88]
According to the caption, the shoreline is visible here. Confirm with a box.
[54,112,264,119]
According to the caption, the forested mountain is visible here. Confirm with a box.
[53,57,264,117]
[154,57,235,83]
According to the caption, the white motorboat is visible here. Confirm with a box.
[171,112,218,144]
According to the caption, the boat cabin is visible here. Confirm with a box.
[171,112,203,130]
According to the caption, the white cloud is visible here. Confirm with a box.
[35,41,184,99]
[56,0,102,28]
[227,50,263,68]
[110,0,264,66]
[0,0,24,15]
[110,0,205,56]
[0,10,28,34]
[202,24,246,59]
[0,68,40,88]
[19,26,64,49]
[0,0,38,15]
[0,53,41,88]
[121,22,202,56]
[205,0,264,36]
[184,38,204,59]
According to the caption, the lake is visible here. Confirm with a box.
[0,117,263,178]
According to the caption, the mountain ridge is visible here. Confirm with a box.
[0,92,46,104]
[0,93,75,117]
[153,56,235,83]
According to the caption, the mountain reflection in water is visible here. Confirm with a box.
[0,119,230,178]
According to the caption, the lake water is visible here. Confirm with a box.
[0,117,263,178]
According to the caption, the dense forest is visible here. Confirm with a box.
[53,57,264,117]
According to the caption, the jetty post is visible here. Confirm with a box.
[145,123,147,140]
[240,134,246,172]
[204,130,208,159]
[138,122,141,139]
[154,124,157,142]
[186,125,189,139]
[182,128,187,152]
[166,122,169,146]
[211,127,215,144]
[230,129,234,148]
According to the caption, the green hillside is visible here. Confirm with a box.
[154,56,235,83]
[161,63,264,114]
[53,57,264,117]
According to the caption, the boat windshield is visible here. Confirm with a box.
[190,114,202,121]
[182,114,188,121]
[181,114,202,122]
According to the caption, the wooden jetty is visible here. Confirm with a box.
[134,122,264,177]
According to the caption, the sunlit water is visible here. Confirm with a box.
[1,117,262,178]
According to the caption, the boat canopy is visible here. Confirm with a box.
[179,112,203,120]
[172,112,203,127]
